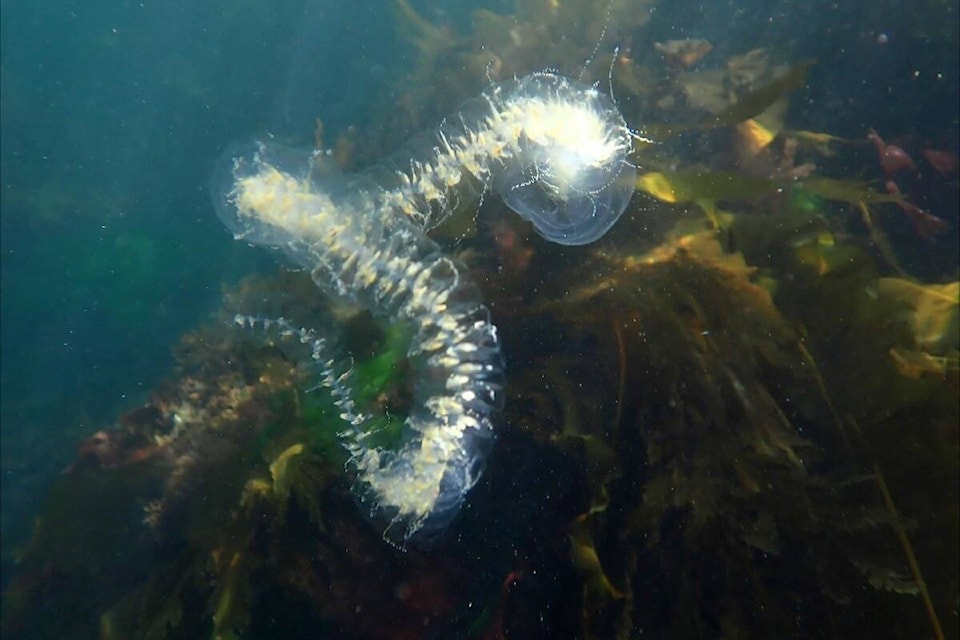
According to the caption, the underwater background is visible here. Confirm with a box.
[1,0,957,638]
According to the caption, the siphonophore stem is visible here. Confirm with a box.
[215,72,635,541]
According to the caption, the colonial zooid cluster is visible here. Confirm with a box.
[215,72,635,541]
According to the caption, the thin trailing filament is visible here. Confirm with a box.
[216,72,635,541]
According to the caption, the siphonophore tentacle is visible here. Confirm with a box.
[215,72,635,541]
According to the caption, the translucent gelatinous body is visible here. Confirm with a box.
[215,72,634,541]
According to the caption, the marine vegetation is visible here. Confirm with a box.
[2,1,957,639]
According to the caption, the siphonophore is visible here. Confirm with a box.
[215,71,635,542]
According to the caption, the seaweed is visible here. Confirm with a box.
[1,268,443,638]
[473,206,955,638]
[876,279,959,353]
[705,60,815,128]
[637,170,779,204]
